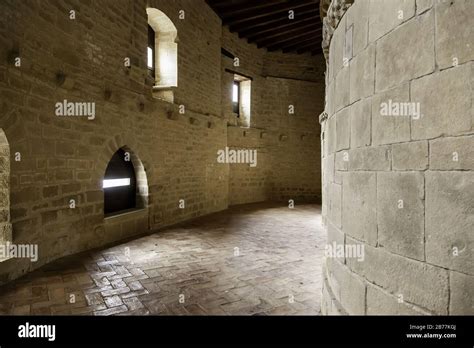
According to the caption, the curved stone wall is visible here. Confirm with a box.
[321,0,474,314]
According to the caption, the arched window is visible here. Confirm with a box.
[146,8,178,88]
[103,149,137,215]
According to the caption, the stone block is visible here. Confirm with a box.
[392,141,428,170]
[327,115,337,155]
[346,240,449,314]
[435,0,474,69]
[350,44,375,103]
[377,172,425,260]
[55,141,76,157]
[327,258,366,314]
[86,190,103,203]
[348,145,391,171]
[43,186,59,198]
[335,151,349,171]
[369,0,416,42]
[345,0,369,57]
[371,84,411,145]
[323,154,335,184]
[411,63,472,140]
[366,283,427,315]
[416,0,432,14]
[449,271,474,314]
[326,221,345,263]
[342,172,377,245]
[328,183,342,228]
[11,187,39,204]
[332,15,346,78]
[334,67,350,112]
[336,107,350,151]
[41,211,58,225]
[375,9,434,92]
[425,171,474,274]
[350,98,371,148]
[430,135,474,170]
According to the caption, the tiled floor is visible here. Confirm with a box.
[0,203,325,315]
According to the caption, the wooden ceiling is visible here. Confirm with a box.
[206,0,322,55]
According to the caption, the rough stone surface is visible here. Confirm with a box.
[435,0,474,69]
[346,241,449,314]
[336,107,351,151]
[377,172,425,260]
[411,63,472,140]
[425,171,474,275]
[392,141,428,170]
[375,9,434,92]
[350,44,375,103]
[368,0,416,43]
[430,135,474,170]
[366,283,427,315]
[327,258,366,314]
[450,271,474,315]
[348,146,391,171]
[371,84,411,145]
[345,0,369,57]
[322,0,474,315]
[416,0,433,14]
[334,67,350,112]
[335,150,349,172]
[342,172,377,246]
[350,98,371,148]
[328,183,342,228]
[332,15,347,79]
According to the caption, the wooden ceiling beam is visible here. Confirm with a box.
[254,23,320,48]
[295,42,320,54]
[207,0,323,56]
[267,35,317,52]
[223,0,318,26]
[216,0,287,17]
[265,29,321,51]
[244,15,320,42]
[281,38,319,53]
[228,4,317,32]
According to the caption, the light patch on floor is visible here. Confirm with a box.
[0,203,325,315]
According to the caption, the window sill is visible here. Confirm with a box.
[152,85,176,91]
[104,208,147,221]
[151,86,175,103]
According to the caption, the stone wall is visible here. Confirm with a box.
[321,0,474,315]
[222,30,324,205]
[0,0,323,283]
[0,129,12,262]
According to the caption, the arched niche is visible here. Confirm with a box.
[103,146,149,216]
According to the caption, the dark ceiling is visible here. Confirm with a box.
[206,0,322,56]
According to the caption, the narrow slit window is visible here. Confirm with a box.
[147,25,155,75]
[103,178,131,189]
[233,81,240,115]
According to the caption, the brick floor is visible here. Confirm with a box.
[0,203,325,315]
